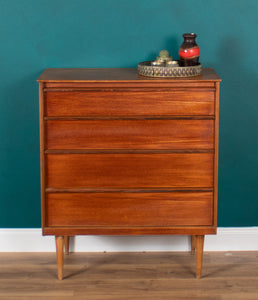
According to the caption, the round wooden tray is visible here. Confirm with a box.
[138,61,202,78]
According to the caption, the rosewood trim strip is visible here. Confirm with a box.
[45,149,215,154]
[45,187,214,193]
[44,115,215,120]
[44,88,216,92]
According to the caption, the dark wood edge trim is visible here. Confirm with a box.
[43,88,216,92]
[39,82,46,229]
[44,116,215,120]
[43,226,217,236]
[214,82,220,227]
[42,83,217,89]
[44,225,215,229]
[45,187,214,193]
[38,79,221,83]
[44,149,215,154]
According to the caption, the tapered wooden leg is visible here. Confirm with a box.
[191,235,196,254]
[55,236,64,280]
[196,235,204,279]
[64,236,70,255]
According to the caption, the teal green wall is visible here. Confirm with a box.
[0,0,257,228]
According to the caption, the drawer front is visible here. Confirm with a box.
[46,153,213,188]
[45,119,214,150]
[46,192,213,227]
[45,90,214,116]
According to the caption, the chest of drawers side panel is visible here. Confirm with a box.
[39,82,46,231]
[213,82,220,229]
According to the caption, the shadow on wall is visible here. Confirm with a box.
[211,36,258,226]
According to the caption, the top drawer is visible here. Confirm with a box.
[44,90,215,117]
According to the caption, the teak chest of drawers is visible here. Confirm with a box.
[38,68,221,280]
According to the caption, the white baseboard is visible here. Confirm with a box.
[0,228,258,252]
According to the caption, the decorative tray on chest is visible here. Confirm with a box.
[138,61,202,78]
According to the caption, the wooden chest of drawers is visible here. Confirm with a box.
[38,68,221,280]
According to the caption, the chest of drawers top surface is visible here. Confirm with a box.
[38,68,220,84]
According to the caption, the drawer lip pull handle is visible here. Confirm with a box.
[45,187,214,193]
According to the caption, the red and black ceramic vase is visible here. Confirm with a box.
[179,33,200,66]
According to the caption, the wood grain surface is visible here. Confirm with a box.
[38,68,221,279]
[45,90,214,117]
[45,119,214,150]
[38,68,222,82]
[0,252,257,299]
[46,153,214,189]
[46,192,213,227]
